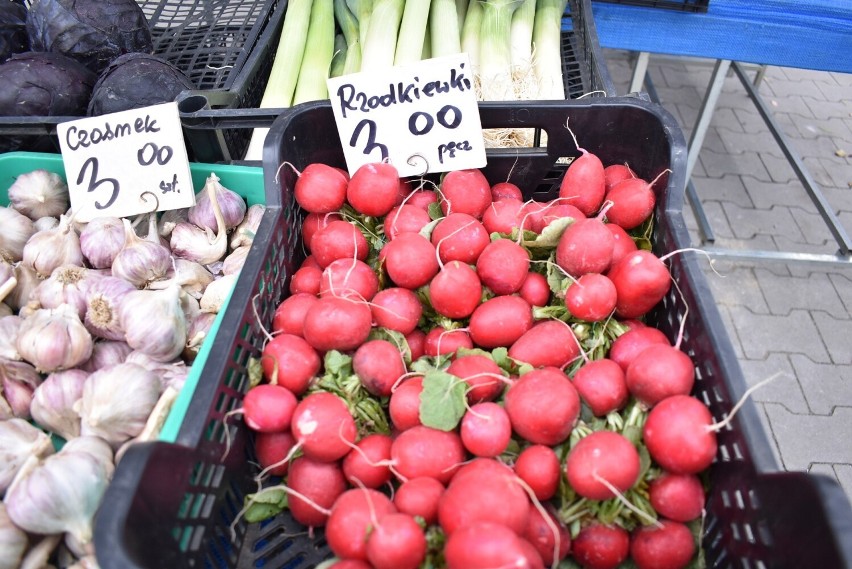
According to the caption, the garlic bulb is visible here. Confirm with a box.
[179,288,201,324]
[22,214,84,279]
[171,174,229,265]
[230,203,265,250]
[157,207,188,238]
[33,264,100,318]
[148,258,215,300]
[200,273,238,314]
[222,245,250,276]
[0,316,22,360]
[0,418,54,494]
[111,218,172,288]
[79,340,132,373]
[0,503,27,569]
[16,304,93,373]
[0,360,42,419]
[185,311,217,361]
[189,173,246,232]
[30,369,88,440]
[0,207,36,264]
[6,263,39,313]
[33,216,59,232]
[119,285,188,362]
[78,363,161,447]
[7,169,69,220]
[79,216,126,269]
[83,276,136,341]
[0,304,10,318]
[4,436,113,549]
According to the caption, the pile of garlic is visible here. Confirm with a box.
[0,168,264,568]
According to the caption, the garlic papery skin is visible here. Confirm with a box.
[119,285,188,362]
[230,203,265,250]
[125,351,186,390]
[169,221,227,266]
[79,340,132,373]
[16,304,93,373]
[78,363,161,447]
[158,207,188,238]
[22,214,84,279]
[33,216,59,232]
[33,264,100,319]
[111,218,172,288]
[222,245,250,276]
[7,169,69,220]
[148,258,214,300]
[6,263,39,313]
[0,503,27,569]
[83,276,136,341]
[184,311,217,361]
[0,304,10,318]
[199,273,237,314]
[189,173,246,233]
[0,316,22,360]
[30,369,89,440]
[4,436,113,549]
[79,216,125,269]
[0,418,54,494]
[0,207,36,264]
[0,359,42,419]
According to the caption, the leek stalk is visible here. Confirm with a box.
[430,0,461,58]
[293,0,335,104]
[478,0,520,101]
[532,0,566,99]
[394,0,432,65]
[330,33,348,77]
[335,0,362,74]
[361,0,405,70]
[346,0,373,58]
[460,0,483,68]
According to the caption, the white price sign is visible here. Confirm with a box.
[57,102,194,223]
[327,54,487,177]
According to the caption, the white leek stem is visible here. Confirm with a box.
[460,0,483,68]
[479,0,520,101]
[395,0,432,65]
[293,0,335,104]
[361,0,404,70]
[532,0,566,99]
[430,0,462,58]
[335,0,362,74]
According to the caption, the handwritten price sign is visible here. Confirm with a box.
[327,54,486,177]
[57,102,194,222]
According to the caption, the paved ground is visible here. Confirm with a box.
[601,49,852,503]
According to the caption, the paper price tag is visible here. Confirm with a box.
[327,54,486,177]
[57,102,194,223]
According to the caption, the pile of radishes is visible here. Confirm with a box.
[239,144,716,569]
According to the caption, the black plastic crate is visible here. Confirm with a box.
[93,99,852,569]
[591,0,710,12]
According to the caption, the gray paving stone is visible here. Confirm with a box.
[691,174,753,208]
[828,72,852,87]
[816,81,852,104]
[716,127,784,157]
[721,202,802,241]
[737,354,808,413]
[743,177,817,212]
[787,134,849,162]
[790,207,842,246]
[658,64,715,91]
[764,77,830,103]
[834,464,852,500]
[759,153,798,184]
[772,234,842,257]
[764,95,817,121]
[763,403,852,471]
[795,115,852,140]
[754,269,846,316]
[733,108,771,135]
[813,312,852,365]
[686,198,734,240]
[803,97,852,122]
[802,156,852,190]
[727,306,831,363]
[705,264,769,314]
[713,304,746,360]
[789,354,852,415]
[829,273,852,315]
[708,107,745,134]
[700,149,771,181]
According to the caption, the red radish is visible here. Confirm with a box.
[572,523,630,569]
[524,504,571,566]
[285,456,347,528]
[428,261,482,319]
[438,459,530,535]
[460,402,512,457]
[272,293,318,337]
[294,163,348,214]
[555,216,615,277]
[626,344,695,408]
[405,329,426,361]
[260,334,320,395]
[608,326,670,372]
[508,320,580,369]
[514,444,561,501]
[394,476,445,524]
[469,295,533,348]
[405,189,438,211]
[289,264,322,295]
[395,178,413,206]
[444,522,533,569]
[389,377,423,432]
[319,258,379,301]
[504,367,580,446]
[254,430,297,476]
[300,255,321,270]
[302,211,342,250]
[310,220,369,269]
[605,176,657,230]
[607,250,671,319]
[446,353,507,404]
[519,201,549,233]
[423,327,473,358]
[558,144,606,217]
[643,395,717,475]
[649,472,706,523]
[328,561,371,569]
[491,181,523,201]
[290,391,357,462]
[384,204,431,239]
[342,433,393,488]
[347,162,400,217]
[391,425,465,483]
[326,488,397,561]
[242,384,298,433]
[370,287,422,335]
[537,202,586,233]
[366,512,427,569]
[476,239,530,295]
[630,520,696,569]
[439,168,492,218]
[607,223,639,266]
[571,358,629,416]
[519,272,551,307]
[604,163,636,193]
[431,212,490,265]
[352,339,406,397]
[382,232,440,289]
[302,296,372,353]
[565,430,641,500]
[565,272,618,322]
[482,198,524,235]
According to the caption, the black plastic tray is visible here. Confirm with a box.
[592,0,710,12]
[93,98,852,569]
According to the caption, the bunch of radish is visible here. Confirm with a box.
[236,145,715,569]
